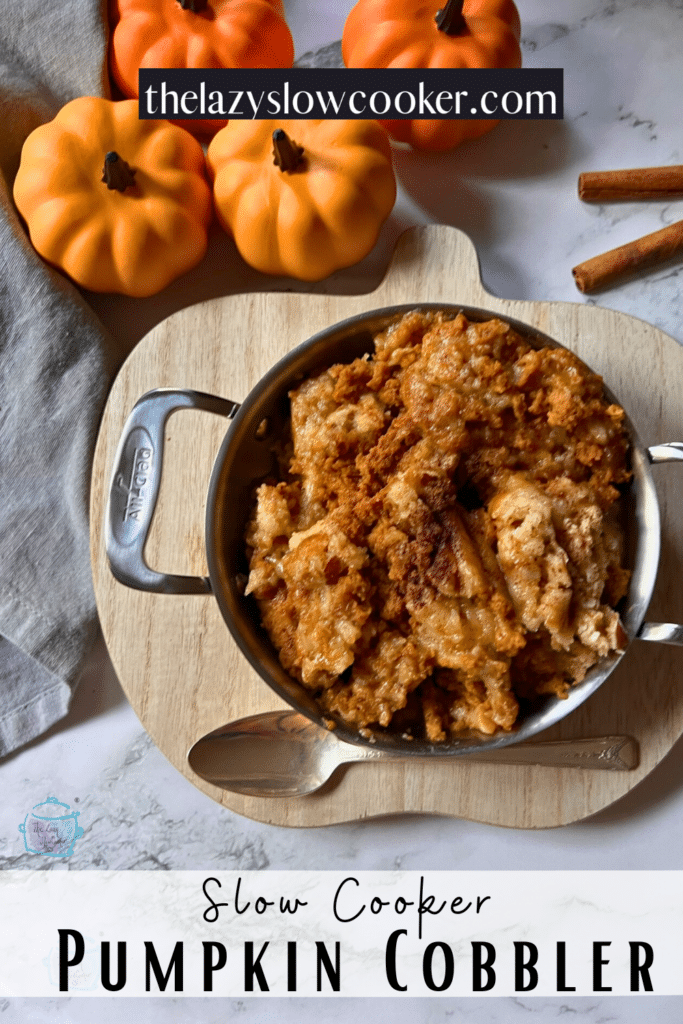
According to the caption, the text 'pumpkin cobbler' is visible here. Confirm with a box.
[245,312,631,741]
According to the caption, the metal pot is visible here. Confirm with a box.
[105,303,683,756]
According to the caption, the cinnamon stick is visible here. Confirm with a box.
[579,165,683,202]
[572,218,683,293]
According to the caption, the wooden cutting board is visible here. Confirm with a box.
[90,225,683,828]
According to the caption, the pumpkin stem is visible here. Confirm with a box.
[272,129,304,174]
[435,0,467,35]
[102,151,136,192]
[177,0,208,11]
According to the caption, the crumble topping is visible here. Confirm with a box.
[245,311,631,741]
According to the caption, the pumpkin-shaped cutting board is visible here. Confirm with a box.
[90,225,683,828]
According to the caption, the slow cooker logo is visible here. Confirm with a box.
[18,796,84,858]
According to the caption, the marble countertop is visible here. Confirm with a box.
[3,0,683,1020]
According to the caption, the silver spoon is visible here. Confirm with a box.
[187,711,639,798]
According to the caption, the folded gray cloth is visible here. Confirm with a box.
[0,0,112,756]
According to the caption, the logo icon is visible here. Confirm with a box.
[18,797,84,857]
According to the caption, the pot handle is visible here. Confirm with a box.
[105,388,239,594]
[636,443,683,646]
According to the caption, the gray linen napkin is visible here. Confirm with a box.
[0,0,112,755]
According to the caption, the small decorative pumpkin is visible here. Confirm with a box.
[109,0,295,136]
[13,97,212,296]
[207,119,397,281]
[342,0,522,151]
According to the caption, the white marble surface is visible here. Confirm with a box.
[4,0,683,1020]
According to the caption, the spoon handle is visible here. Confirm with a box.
[459,735,638,770]
[349,735,638,771]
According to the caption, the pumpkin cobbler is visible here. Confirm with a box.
[244,311,631,741]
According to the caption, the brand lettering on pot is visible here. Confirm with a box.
[116,445,153,522]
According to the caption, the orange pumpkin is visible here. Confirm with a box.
[13,97,212,297]
[342,0,522,151]
[207,119,397,280]
[109,0,295,136]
